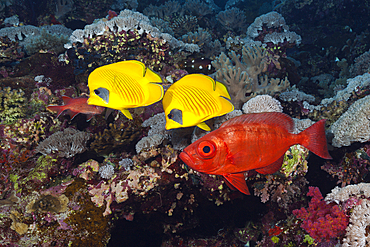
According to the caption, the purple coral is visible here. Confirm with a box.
[293,187,349,243]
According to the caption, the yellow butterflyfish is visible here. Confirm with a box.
[162,74,234,131]
[87,60,164,119]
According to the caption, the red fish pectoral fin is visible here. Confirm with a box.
[255,155,284,175]
[223,173,250,195]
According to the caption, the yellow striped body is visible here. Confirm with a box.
[162,74,234,131]
[87,60,163,119]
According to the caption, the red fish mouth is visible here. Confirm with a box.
[179,151,192,167]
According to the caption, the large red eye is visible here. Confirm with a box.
[197,141,216,159]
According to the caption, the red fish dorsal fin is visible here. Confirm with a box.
[223,173,250,195]
[221,112,294,133]
[255,155,285,174]
[62,95,72,104]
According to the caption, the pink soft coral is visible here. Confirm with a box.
[293,186,349,242]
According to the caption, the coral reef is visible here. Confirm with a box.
[212,44,289,109]
[216,7,246,32]
[2,0,370,246]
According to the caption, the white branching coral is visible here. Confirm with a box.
[99,164,115,179]
[216,7,246,31]
[324,183,370,247]
[136,113,169,153]
[119,158,134,171]
[330,95,370,147]
[242,95,283,114]
[342,199,370,247]
[325,183,370,204]
[35,128,91,158]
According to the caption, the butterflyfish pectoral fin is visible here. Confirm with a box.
[223,173,250,195]
[120,109,133,120]
[197,122,211,131]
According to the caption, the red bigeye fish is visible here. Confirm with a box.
[179,112,332,195]
[47,96,105,121]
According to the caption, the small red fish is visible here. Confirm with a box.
[47,96,105,121]
[268,225,284,236]
[179,112,332,195]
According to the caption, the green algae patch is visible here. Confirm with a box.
[26,155,57,183]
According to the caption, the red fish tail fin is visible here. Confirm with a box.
[299,119,332,159]
[46,105,65,118]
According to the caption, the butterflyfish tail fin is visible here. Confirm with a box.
[120,109,133,120]
[197,122,211,131]
[218,96,234,116]
[299,119,332,159]
[142,83,164,106]
[215,81,231,99]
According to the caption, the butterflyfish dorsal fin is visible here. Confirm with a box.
[175,74,216,91]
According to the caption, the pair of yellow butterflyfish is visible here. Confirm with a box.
[87,60,234,131]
